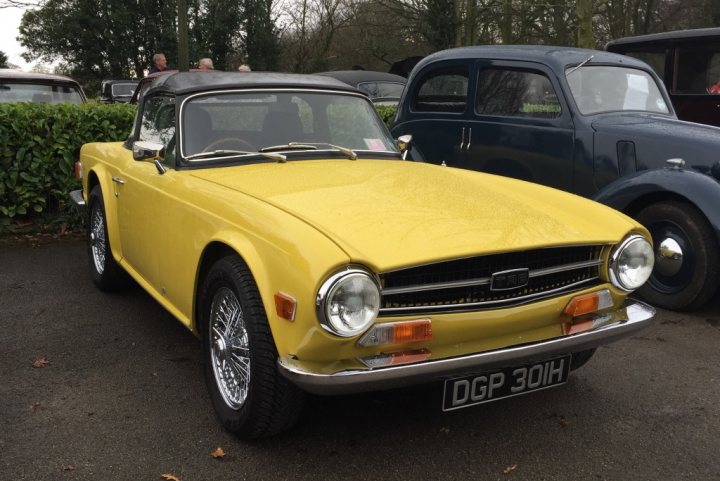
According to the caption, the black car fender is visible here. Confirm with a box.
[593,167,720,238]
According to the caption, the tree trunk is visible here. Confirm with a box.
[576,0,593,48]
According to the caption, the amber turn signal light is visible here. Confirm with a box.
[357,319,432,347]
[74,161,83,180]
[274,292,297,321]
[563,289,613,317]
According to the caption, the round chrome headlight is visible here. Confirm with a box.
[610,235,655,291]
[317,268,381,337]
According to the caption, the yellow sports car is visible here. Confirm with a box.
[71,72,655,439]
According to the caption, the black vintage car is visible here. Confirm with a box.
[100,79,139,104]
[316,70,407,106]
[607,27,720,128]
[391,45,720,311]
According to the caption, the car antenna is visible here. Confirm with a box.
[566,55,594,76]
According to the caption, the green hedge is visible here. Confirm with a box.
[0,102,136,233]
[376,104,397,128]
[0,101,396,235]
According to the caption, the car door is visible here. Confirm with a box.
[115,94,177,292]
[392,61,472,166]
[464,61,575,192]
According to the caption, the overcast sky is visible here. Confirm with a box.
[1,6,32,69]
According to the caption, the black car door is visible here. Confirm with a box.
[464,60,576,192]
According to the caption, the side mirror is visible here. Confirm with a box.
[133,140,165,161]
[396,134,412,160]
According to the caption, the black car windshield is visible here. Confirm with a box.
[111,83,138,96]
[180,90,398,161]
[566,66,670,115]
[357,81,405,99]
[0,83,84,104]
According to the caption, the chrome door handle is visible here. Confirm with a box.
[459,127,466,151]
[466,127,472,151]
[111,177,125,185]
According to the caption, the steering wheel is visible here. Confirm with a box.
[203,137,255,152]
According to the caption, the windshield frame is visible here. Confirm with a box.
[177,88,400,166]
[565,64,672,116]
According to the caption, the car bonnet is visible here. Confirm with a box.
[190,159,638,271]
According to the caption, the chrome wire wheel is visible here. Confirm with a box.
[209,286,251,410]
[89,202,107,275]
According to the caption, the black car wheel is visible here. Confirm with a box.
[199,255,305,439]
[87,185,129,291]
[636,200,719,310]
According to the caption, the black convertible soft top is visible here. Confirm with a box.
[145,71,362,97]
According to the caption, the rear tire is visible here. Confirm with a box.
[635,201,719,310]
[199,255,305,439]
[87,185,129,291]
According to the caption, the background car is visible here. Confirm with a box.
[391,45,720,311]
[606,27,720,127]
[100,79,139,103]
[0,69,86,104]
[71,71,655,439]
[316,70,407,106]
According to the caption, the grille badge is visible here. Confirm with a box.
[490,268,530,291]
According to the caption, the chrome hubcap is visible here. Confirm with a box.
[656,237,684,277]
[209,287,251,410]
[90,205,106,274]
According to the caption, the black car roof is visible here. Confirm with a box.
[316,70,407,85]
[145,71,362,97]
[606,27,720,50]
[412,45,651,75]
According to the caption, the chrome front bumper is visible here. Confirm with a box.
[277,300,655,395]
[69,189,86,212]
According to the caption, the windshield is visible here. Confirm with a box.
[180,90,397,160]
[0,83,84,104]
[566,66,669,115]
[357,81,405,99]
[111,83,137,96]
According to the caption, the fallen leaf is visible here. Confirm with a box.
[558,416,571,428]
[439,427,450,434]
[503,464,518,474]
[32,357,49,368]
[160,474,180,481]
[30,402,42,411]
[62,464,75,471]
[211,447,226,459]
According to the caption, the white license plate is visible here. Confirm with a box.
[442,355,571,411]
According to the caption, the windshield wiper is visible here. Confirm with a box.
[260,142,318,153]
[567,55,594,76]
[272,142,358,160]
[185,149,287,162]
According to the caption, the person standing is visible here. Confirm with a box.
[149,53,170,74]
[198,58,214,70]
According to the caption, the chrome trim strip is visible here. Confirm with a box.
[277,300,655,395]
[379,277,598,315]
[381,258,603,296]
[380,244,610,275]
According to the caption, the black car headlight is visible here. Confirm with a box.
[609,235,655,291]
[316,268,381,337]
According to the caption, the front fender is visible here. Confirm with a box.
[593,167,720,238]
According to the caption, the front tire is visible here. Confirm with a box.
[635,200,719,310]
[199,255,304,438]
[87,185,129,291]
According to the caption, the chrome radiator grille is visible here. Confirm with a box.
[379,245,605,316]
